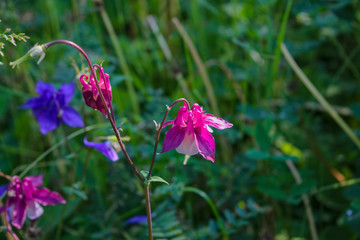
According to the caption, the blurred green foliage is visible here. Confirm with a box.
[1,0,360,239]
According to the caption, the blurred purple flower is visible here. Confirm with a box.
[124,215,148,226]
[0,184,7,197]
[80,66,112,117]
[0,175,65,229]
[22,81,84,134]
[161,103,233,162]
[84,138,119,162]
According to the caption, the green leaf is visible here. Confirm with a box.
[63,181,88,200]
[148,176,169,185]
[141,170,169,185]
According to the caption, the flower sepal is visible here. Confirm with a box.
[140,171,169,186]
[10,43,46,68]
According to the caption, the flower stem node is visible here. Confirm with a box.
[10,43,46,68]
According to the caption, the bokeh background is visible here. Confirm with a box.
[1,0,360,239]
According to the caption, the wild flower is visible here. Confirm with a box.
[84,138,119,161]
[0,175,65,229]
[22,81,84,134]
[161,103,233,162]
[80,65,112,117]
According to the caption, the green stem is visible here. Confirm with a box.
[281,43,360,150]
[269,0,293,100]
[311,178,360,196]
[172,18,231,162]
[172,18,219,115]
[18,124,107,178]
[55,204,67,240]
[286,160,318,240]
[98,2,140,115]
[182,187,229,240]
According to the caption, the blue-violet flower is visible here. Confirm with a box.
[22,81,84,134]
[84,138,119,162]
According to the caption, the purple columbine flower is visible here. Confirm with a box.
[0,175,65,229]
[80,66,112,117]
[22,81,84,134]
[161,103,233,162]
[84,138,119,162]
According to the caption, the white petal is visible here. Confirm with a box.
[27,201,44,220]
[176,132,198,156]
[206,125,213,133]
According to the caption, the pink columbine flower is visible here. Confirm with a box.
[0,175,66,229]
[80,65,112,116]
[161,102,233,162]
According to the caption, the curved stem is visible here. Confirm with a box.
[44,40,143,182]
[0,171,11,180]
[147,98,189,180]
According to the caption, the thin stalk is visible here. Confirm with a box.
[0,171,11,180]
[286,160,318,240]
[311,178,360,196]
[182,187,229,240]
[146,16,193,103]
[97,1,140,115]
[269,0,293,99]
[81,148,91,182]
[281,43,360,150]
[147,98,189,180]
[172,18,231,163]
[18,124,107,178]
[172,18,219,115]
[55,204,67,240]
[44,40,144,182]
[61,124,77,183]
[144,185,153,240]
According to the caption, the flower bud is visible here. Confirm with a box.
[9,43,46,68]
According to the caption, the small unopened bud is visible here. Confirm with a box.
[9,43,46,68]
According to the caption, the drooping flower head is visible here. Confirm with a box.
[84,138,119,162]
[161,102,233,162]
[22,81,84,134]
[80,65,112,117]
[0,175,65,229]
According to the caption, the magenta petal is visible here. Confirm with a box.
[162,120,174,128]
[161,126,186,153]
[26,175,43,188]
[194,128,215,162]
[62,106,84,127]
[12,199,27,229]
[33,188,66,206]
[203,114,233,129]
